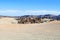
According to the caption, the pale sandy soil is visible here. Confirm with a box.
[0,21,60,40]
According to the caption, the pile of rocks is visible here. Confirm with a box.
[16,17,54,24]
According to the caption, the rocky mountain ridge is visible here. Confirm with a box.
[0,14,60,20]
[0,14,60,24]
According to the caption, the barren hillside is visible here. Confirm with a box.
[0,21,60,40]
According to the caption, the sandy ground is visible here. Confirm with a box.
[0,21,60,40]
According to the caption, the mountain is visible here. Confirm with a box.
[0,14,60,20]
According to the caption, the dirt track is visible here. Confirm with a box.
[0,21,60,40]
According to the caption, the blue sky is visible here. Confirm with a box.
[0,0,60,16]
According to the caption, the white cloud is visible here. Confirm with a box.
[0,10,60,16]
[24,10,60,15]
[0,10,22,13]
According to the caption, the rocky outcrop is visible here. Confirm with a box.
[16,17,43,24]
[0,14,60,24]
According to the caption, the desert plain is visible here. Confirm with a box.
[0,21,60,40]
